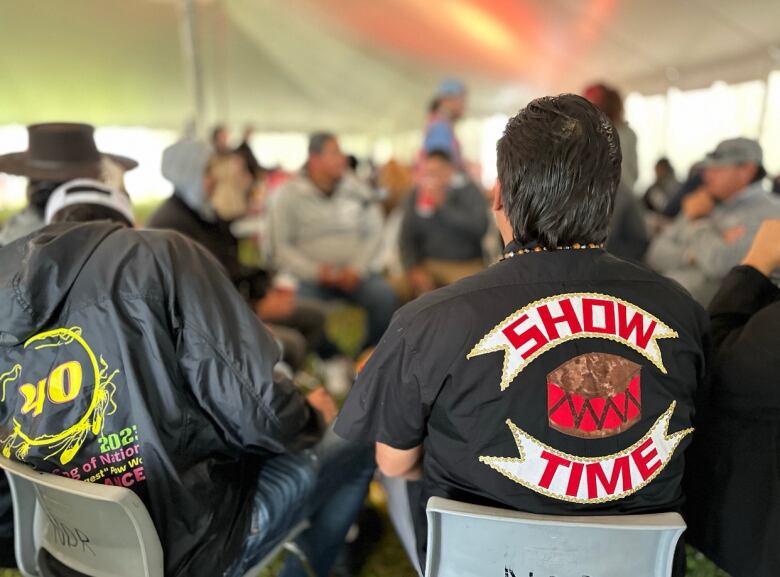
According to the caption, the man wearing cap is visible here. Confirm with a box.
[422,79,467,168]
[0,123,137,246]
[647,137,780,304]
[0,179,374,577]
[335,95,707,577]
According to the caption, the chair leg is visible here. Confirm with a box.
[281,541,316,577]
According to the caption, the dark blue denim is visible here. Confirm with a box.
[226,428,375,577]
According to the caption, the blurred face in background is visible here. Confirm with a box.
[441,94,467,121]
[206,153,254,220]
[421,154,454,194]
[703,162,757,201]
[310,137,347,183]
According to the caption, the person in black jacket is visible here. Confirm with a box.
[0,180,373,577]
[147,139,327,371]
[335,95,707,577]
[684,219,780,577]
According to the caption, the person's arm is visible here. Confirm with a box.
[267,193,324,283]
[352,196,387,276]
[618,125,639,192]
[399,193,423,270]
[685,219,755,280]
[645,217,689,272]
[376,443,423,480]
[709,220,780,350]
[434,183,489,241]
[334,308,447,479]
[165,234,323,453]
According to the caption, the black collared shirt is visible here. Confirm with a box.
[335,244,708,557]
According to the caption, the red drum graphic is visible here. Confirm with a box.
[547,353,641,439]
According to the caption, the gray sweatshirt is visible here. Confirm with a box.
[267,173,384,282]
[646,182,780,304]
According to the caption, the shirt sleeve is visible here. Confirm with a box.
[334,315,428,449]
[267,192,322,282]
[708,265,780,351]
[351,189,386,275]
[706,265,780,411]
[166,235,322,454]
[645,216,689,272]
[686,221,755,280]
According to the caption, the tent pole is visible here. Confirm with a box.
[179,0,206,138]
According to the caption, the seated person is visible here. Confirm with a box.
[267,132,397,349]
[399,150,488,298]
[147,139,326,371]
[334,95,708,577]
[0,122,137,247]
[646,138,780,304]
[684,219,780,577]
[0,180,374,577]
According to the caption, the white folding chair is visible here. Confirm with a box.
[0,456,313,577]
[425,497,686,577]
[1,455,163,577]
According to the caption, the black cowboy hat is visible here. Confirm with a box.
[0,123,138,180]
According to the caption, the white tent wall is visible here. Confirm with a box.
[626,71,780,193]
[2,71,780,210]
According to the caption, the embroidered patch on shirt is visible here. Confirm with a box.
[480,402,692,503]
[547,353,641,439]
[467,293,678,391]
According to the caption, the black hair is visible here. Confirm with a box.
[308,132,337,155]
[347,155,359,171]
[27,180,66,216]
[497,94,621,249]
[51,204,132,228]
[425,149,453,164]
[751,164,767,183]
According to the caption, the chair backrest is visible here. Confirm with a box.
[425,497,685,577]
[0,456,163,577]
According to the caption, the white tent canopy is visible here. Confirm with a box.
[1,0,779,133]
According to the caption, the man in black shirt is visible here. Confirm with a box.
[335,94,708,575]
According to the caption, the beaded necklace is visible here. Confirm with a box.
[501,242,605,261]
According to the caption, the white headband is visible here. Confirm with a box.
[45,178,135,225]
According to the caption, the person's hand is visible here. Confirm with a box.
[337,267,361,293]
[742,219,780,277]
[682,188,715,220]
[318,264,339,287]
[408,266,435,296]
[306,386,338,425]
[256,287,296,322]
[427,185,447,209]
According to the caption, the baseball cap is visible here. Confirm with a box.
[702,137,763,168]
[436,78,466,98]
[45,178,135,225]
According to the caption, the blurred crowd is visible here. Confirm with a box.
[1,78,779,577]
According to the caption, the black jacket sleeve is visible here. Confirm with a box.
[708,265,780,351]
[163,235,322,454]
[706,265,780,411]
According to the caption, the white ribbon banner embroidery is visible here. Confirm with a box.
[479,402,692,504]
[467,293,678,391]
